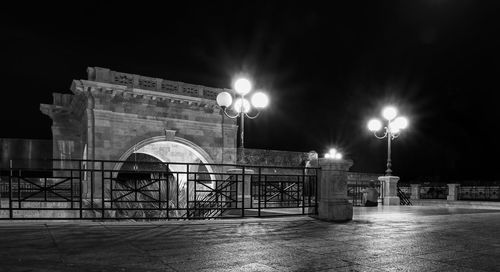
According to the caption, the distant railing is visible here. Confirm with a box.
[399,184,500,202]
[420,185,448,199]
[459,186,500,201]
[347,181,383,206]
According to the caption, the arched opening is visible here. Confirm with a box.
[115,137,216,183]
[111,138,217,219]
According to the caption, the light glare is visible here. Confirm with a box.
[325,148,342,160]
[234,78,252,96]
[216,92,232,107]
[382,106,398,121]
[234,98,251,113]
[368,119,382,132]
[251,92,269,108]
[389,122,400,134]
[393,116,408,130]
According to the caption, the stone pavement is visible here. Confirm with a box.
[1,206,500,272]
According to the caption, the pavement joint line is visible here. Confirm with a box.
[43,223,66,265]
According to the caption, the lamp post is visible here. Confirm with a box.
[216,78,269,164]
[367,106,408,176]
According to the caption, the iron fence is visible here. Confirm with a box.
[458,186,500,201]
[0,159,318,220]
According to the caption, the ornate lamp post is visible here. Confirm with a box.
[216,78,269,163]
[367,106,408,176]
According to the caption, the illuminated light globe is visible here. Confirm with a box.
[382,106,398,121]
[324,148,342,160]
[388,122,400,134]
[251,92,269,108]
[233,98,251,113]
[393,116,408,130]
[234,78,252,96]
[216,91,233,108]
[368,119,382,132]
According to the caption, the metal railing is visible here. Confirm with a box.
[397,187,412,205]
[347,181,382,206]
[419,185,448,199]
[0,159,318,220]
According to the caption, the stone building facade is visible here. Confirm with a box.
[40,67,238,167]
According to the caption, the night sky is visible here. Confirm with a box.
[2,1,500,182]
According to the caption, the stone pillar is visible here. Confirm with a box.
[378,175,400,205]
[317,158,353,222]
[447,183,460,201]
[410,184,421,200]
[227,168,254,208]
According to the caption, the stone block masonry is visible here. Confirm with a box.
[41,67,238,165]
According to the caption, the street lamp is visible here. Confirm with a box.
[216,78,269,163]
[367,106,408,176]
[324,148,342,160]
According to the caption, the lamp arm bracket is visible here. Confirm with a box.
[244,111,261,119]
[221,108,240,119]
[373,131,387,139]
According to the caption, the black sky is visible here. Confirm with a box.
[1,1,500,181]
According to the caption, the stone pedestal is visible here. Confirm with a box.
[447,183,460,201]
[317,158,353,222]
[410,184,421,200]
[227,168,254,208]
[378,175,400,205]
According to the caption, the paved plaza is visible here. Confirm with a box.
[1,206,500,272]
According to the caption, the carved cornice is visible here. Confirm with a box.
[72,80,221,110]
[40,104,70,118]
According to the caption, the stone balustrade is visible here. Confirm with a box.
[87,67,232,100]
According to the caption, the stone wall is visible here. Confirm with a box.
[347,172,382,185]
[240,148,318,167]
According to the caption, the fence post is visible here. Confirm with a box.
[258,167,261,217]
[79,161,83,219]
[302,167,306,215]
[227,167,254,211]
[317,158,353,222]
[410,184,421,200]
[447,183,460,201]
[101,161,105,219]
[9,160,13,219]
[378,176,400,205]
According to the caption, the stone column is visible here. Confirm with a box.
[317,158,353,222]
[227,168,254,208]
[447,183,460,201]
[378,175,400,205]
[410,184,421,200]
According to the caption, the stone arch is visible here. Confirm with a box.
[113,136,216,184]
[117,136,214,164]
